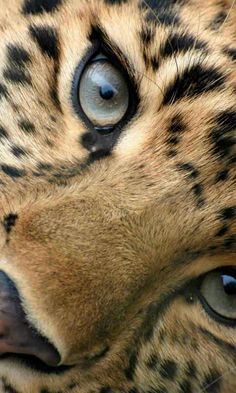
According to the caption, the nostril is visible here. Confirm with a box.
[0,271,60,367]
[3,214,18,234]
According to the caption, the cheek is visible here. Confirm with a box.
[0,198,157,365]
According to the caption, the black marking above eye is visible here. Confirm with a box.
[160,32,207,58]
[22,0,62,15]
[104,0,128,4]
[3,67,31,85]
[163,64,225,105]
[7,45,31,67]
[29,25,59,61]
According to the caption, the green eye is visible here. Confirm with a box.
[78,55,129,127]
[200,268,236,322]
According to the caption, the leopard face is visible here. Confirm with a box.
[0,0,234,392]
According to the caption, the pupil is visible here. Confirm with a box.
[99,84,115,100]
[222,274,236,295]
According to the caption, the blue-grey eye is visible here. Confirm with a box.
[200,269,236,320]
[78,56,129,127]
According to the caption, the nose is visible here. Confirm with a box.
[0,271,60,366]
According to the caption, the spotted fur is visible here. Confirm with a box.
[0,0,235,392]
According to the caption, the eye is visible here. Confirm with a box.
[77,54,129,128]
[199,268,236,324]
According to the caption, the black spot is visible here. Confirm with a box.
[223,235,235,250]
[141,0,186,13]
[167,114,186,146]
[124,351,138,380]
[50,85,60,109]
[209,11,227,31]
[67,383,78,390]
[37,162,53,171]
[0,83,9,100]
[3,68,31,85]
[166,149,177,157]
[223,47,236,61]
[7,44,31,67]
[3,214,18,234]
[179,379,192,393]
[0,126,9,140]
[104,0,128,4]
[18,119,36,133]
[191,183,204,207]
[168,114,186,133]
[177,162,199,179]
[185,360,197,378]
[50,115,57,122]
[201,370,221,393]
[100,387,112,393]
[163,65,225,105]
[157,11,180,25]
[140,26,154,46]
[40,389,50,393]
[167,135,180,145]
[160,32,206,58]
[220,206,235,220]
[210,110,236,159]
[150,55,160,71]
[215,169,229,182]
[1,165,26,178]
[215,225,228,237]
[143,6,180,25]
[159,359,178,380]
[29,25,59,61]
[215,109,236,134]
[11,146,27,158]
[22,0,61,14]
[146,353,159,369]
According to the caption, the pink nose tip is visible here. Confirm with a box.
[0,271,60,367]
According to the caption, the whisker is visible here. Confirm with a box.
[197,363,236,393]
[219,0,236,32]
[135,69,165,98]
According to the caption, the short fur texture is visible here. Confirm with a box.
[0,0,235,392]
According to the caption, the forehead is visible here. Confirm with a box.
[0,0,234,176]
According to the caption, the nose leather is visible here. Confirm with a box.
[0,271,60,367]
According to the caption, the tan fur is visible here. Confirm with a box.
[0,0,234,392]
